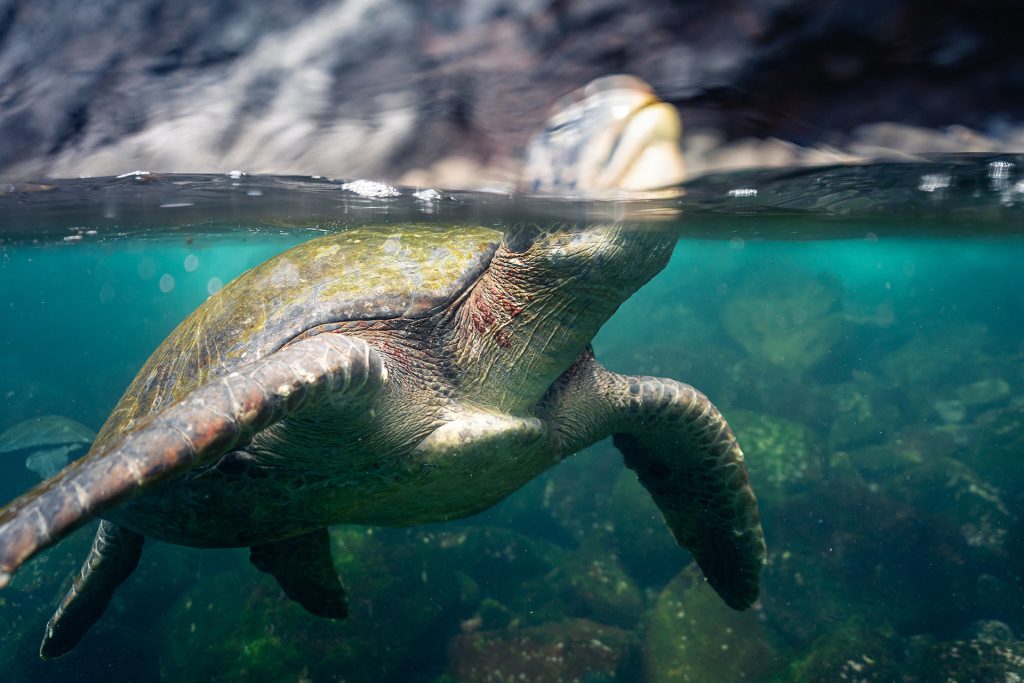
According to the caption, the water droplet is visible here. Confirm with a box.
[184,254,199,272]
[159,274,175,293]
[207,278,223,296]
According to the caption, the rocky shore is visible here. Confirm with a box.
[1,0,1022,186]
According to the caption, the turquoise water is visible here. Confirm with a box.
[1,160,1023,681]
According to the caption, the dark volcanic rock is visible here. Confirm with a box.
[0,0,1022,182]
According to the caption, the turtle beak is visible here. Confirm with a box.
[596,101,686,191]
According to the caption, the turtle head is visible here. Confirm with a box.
[520,75,686,194]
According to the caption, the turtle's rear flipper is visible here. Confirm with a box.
[0,334,385,591]
[39,521,144,659]
[250,527,348,618]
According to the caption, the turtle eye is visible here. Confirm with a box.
[544,120,572,137]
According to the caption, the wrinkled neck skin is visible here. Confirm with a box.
[450,224,675,413]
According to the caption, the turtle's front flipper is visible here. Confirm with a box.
[546,350,765,609]
[0,334,385,589]
[250,528,348,618]
[39,521,144,659]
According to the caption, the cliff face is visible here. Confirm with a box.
[1,0,1022,183]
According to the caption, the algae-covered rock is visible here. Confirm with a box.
[965,397,1024,483]
[903,632,1024,681]
[474,440,622,547]
[827,379,903,450]
[727,409,824,509]
[842,424,958,480]
[757,539,856,647]
[448,618,637,683]
[721,267,846,374]
[761,469,977,642]
[556,537,643,628]
[431,525,567,605]
[882,456,1013,560]
[605,469,690,589]
[157,524,567,682]
[767,621,903,682]
[876,324,1001,420]
[159,527,467,683]
[643,565,781,682]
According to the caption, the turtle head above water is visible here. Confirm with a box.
[502,76,683,292]
[463,78,685,409]
[520,74,686,195]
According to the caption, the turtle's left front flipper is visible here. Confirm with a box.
[547,350,765,610]
[0,334,385,590]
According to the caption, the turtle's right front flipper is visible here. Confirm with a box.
[0,333,386,589]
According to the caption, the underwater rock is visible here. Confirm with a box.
[772,623,1024,681]
[448,618,637,683]
[766,621,903,682]
[844,442,924,479]
[721,267,846,375]
[965,397,1024,484]
[957,377,1011,409]
[877,324,1001,421]
[475,440,622,547]
[757,539,857,648]
[902,632,1024,681]
[727,409,824,510]
[555,537,643,628]
[159,527,459,682]
[157,524,566,683]
[643,564,780,682]
[842,427,958,480]
[0,415,94,479]
[763,470,980,641]
[605,469,690,589]
[883,457,1014,560]
[827,378,903,450]
[428,526,567,606]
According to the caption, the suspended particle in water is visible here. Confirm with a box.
[159,273,175,293]
[184,254,199,272]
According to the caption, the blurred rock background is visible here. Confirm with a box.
[0,0,1023,187]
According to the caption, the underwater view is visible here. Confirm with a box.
[0,157,1022,682]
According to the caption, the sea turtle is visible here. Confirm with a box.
[0,75,765,659]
